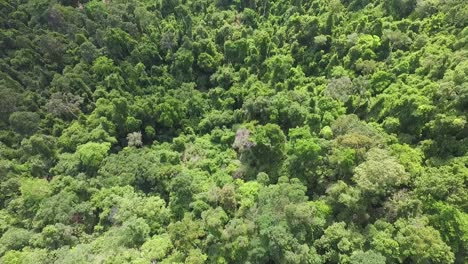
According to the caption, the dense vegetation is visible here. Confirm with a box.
[0,0,467,263]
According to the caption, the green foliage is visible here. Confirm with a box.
[0,228,33,255]
[9,112,40,136]
[315,222,365,263]
[349,250,386,264]
[141,234,173,262]
[353,148,410,197]
[0,248,49,264]
[19,178,52,212]
[395,217,455,263]
[76,142,110,174]
[0,0,466,263]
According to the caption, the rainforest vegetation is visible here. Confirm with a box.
[0,0,467,263]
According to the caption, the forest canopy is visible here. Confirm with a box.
[0,0,467,263]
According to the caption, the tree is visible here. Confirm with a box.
[97,147,178,194]
[119,217,150,247]
[126,131,142,147]
[20,178,52,214]
[31,223,77,249]
[324,76,354,102]
[45,92,83,120]
[353,148,410,198]
[325,181,367,223]
[167,214,205,253]
[284,126,322,188]
[0,88,20,124]
[90,186,170,234]
[242,178,328,264]
[314,222,365,263]
[0,228,33,255]
[20,134,57,177]
[235,124,286,181]
[33,191,79,228]
[328,146,356,181]
[173,47,194,81]
[156,97,187,129]
[0,248,49,264]
[141,234,173,262]
[75,142,111,174]
[79,41,99,64]
[395,217,455,264]
[169,173,194,220]
[92,56,118,78]
[415,160,467,208]
[426,202,468,260]
[384,0,417,18]
[349,250,386,264]
[265,54,294,83]
[104,28,137,59]
[9,112,40,136]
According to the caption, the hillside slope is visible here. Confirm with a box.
[0,0,467,263]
